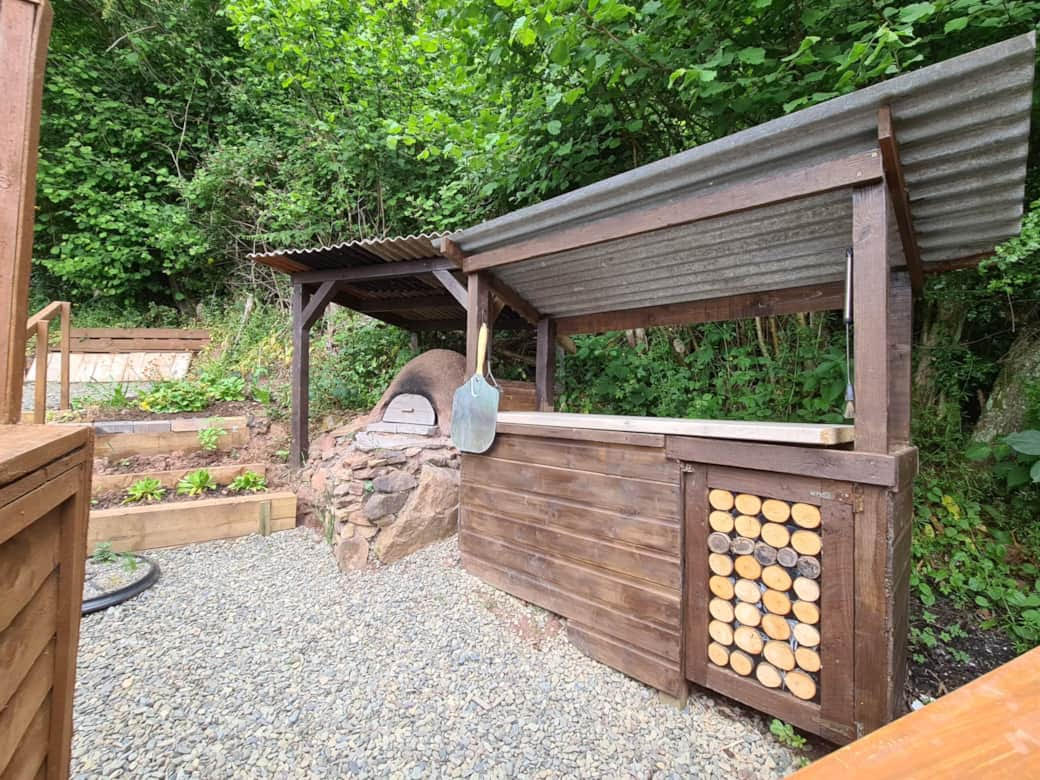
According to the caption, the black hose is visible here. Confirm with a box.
[82,557,161,615]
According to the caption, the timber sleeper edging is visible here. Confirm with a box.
[87,490,297,553]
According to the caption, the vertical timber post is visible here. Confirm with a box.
[888,271,912,448]
[852,182,890,454]
[290,283,311,467]
[466,272,492,376]
[536,318,556,412]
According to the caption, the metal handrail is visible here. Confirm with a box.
[24,301,71,422]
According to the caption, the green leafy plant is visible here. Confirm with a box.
[769,719,807,750]
[966,430,1040,488]
[202,372,246,402]
[123,477,166,504]
[138,380,210,413]
[177,468,216,496]
[198,419,226,451]
[119,552,140,574]
[106,384,132,410]
[91,541,117,564]
[228,470,267,493]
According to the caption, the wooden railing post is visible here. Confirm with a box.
[59,301,71,410]
[466,272,492,376]
[33,319,48,424]
[536,318,556,412]
[290,283,311,467]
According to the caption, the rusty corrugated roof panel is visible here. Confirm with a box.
[247,233,448,271]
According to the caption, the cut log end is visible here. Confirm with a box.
[785,669,817,701]
[795,646,822,673]
[708,641,730,667]
[791,502,822,529]
[709,597,735,623]
[796,555,822,580]
[709,510,735,533]
[763,639,796,671]
[793,622,821,648]
[708,531,732,554]
[776,547,799,568]
[734,625,764,655]
[734,514,762,540]
[709,619,734,646]
[793,576,821,602]
[792,600,820,625]
[709,575,735,601]
[709,552,734,577]
[755,661,783,689]
[734,578,763,604]
[754,542,778,566]
[734,493,762,516]
[762,588,791,616]
[760,522,790,549]
[761,612,791,641]
[761,564,792,592]
[734,601,762,628]
[709,489,735,511]
[761,498,791,523]
[734,554,762,580]
[791,529,822,556]
[730,536,756,556]
[729,649,754,676]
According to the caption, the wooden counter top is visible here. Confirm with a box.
[495,412,853,447]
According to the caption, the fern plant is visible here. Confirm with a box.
[123,477,165,503]
[228,470,267,493]
[176,468,216,496]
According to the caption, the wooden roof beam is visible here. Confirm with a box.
[290,257,457,285]
[353,294,459,313]
[460,150,884,273]
[878,105,925,294]
[555,281,845,335]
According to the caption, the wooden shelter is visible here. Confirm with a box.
[256,34,1035,741]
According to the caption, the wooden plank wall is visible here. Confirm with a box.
[497,380,537,412]
[0,425,92,780]
[65,328,210,353]
[459,431,686,696]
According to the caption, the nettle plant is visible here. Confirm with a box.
[176,469,216,496]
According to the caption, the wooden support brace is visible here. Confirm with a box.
[301,280,340,329]
[878,106,924,294]
[431,269,468,309]
[852,182,890,454]
[291,257,457,285]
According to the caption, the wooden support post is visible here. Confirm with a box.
[536,318,556,412]
[888,271,912,448]
[290,284,311,467]
[431,269,468,309]
[852,183,890,453]
[59,301,71,410]
[33,320,47,424]
[0,0,52,423]
[466,273,492,375]
[878,106,924,294]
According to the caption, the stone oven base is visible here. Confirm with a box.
[296,425,460,569]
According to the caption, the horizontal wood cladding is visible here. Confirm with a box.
[460,431,684,696]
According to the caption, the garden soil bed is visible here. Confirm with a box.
[92,480,283,510]
[66,400,263,423]
[905,593,1018,706]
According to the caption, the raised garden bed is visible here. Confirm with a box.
[88,491,297,553]
[94,415,249,458]
[92,462,268,496]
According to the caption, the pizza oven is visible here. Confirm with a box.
[365,392,438,436]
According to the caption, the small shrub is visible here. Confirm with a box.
[177,468,216,496]
[92,541,117,563]
[769,719,807,750]
[203,372,246,402]
[198,419,226,451]
[106,384,132,409]
[228,470,267,493]
[138,380,210,413]
[123,477,165,503]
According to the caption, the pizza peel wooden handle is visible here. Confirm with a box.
[475,323,488,377]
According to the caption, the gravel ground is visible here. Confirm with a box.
[72,530,801,778]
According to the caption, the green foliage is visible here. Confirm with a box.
[119,552,140,574]
[769,719,807,750]
[967,431,1040,488]
[198,420,227,452]
[558,317,848,422]
[91,541,117,564]
[176,469,217,496]
[138,381,211,413]
[228,470,267,493]
[123,478,166,504]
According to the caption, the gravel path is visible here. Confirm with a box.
[73,530,800,778]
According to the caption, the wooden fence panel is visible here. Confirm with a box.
[0,425,92,780]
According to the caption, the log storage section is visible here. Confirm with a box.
[459,413,917,744]
[0,424,93,779]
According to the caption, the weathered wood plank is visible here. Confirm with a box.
[0,426,89,485]
[488,433,678,483]
[496,411,853,446]
[461,482,680,553]
[494,422,665,448]
[888,271,913,447]
[86,491,297,553]
[0,642,54,775]
[535,319,556,412]
[877,105,924,293]
[463,151,883,272]
[461,550,680,661]
[666,436,899,486]
[94,427,247,459]
[794,646,1040,777]
[462,455,678,521]
[291,257,457,285]
[852,182,890,453]
[466,272,492,376]
[568,621,685,698]
[290,283,310,467]
[0,571,56,711]
[460,531,680,630]
[0,509,60,631]
[0,693,49,780]
[465,509,679,590]
[497,381,537,413]
[0,465,79,546]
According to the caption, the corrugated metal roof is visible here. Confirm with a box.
[450,33,1035,318]
[248,232,448,270]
